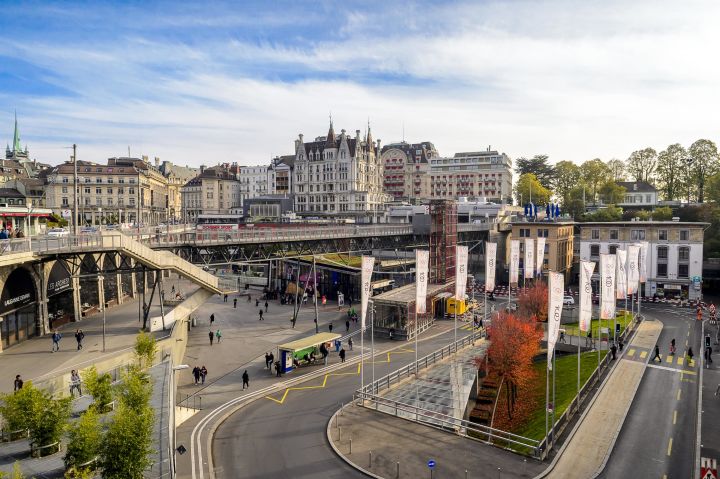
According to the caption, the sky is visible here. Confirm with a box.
[1,0,718,168]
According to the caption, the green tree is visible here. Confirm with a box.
[652,206,674,220]
[584,206,623,222]
[134,331,157,370]
[0,382,40,435]
[656,144,687,201]
[99,403,154,479]
[706,172,720,204]
[625,148,657,183]
[599,181,626,205]
[515,155,554,189]
[564,186,587,218]
[31,394,71,456]
[115,368,152,413]
[552,161,581,204]
[689,139,720,203]
[64,409,102,476]
[580,159,610,205]
[606,159,626,181]
[82,367,114,414]
[514,173,552,206]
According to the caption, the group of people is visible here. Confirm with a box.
[192,365,209,385]
[652,339,696,363]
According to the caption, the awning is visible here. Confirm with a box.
[278,332,341,352]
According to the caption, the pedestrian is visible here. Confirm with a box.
[247,294,251,302]
[192,366,201,385]
[224,294,228,303]
[610,343,617,360]
[339,347,346,362]
[320,343,328,365]
[52,331,62,352]
[216,329,222,343]
[670,338,676,355]
[618,337,624,352]
[13,375,23,392]
[559,330,566,344]
[275,361,282,377]
[234,298,237,308]
[209,331,214,345]
[70,370,82,397]
[265,301,269,313]
[709,346,714,364]
[329,323,333,333]
[259,309,264,321]
[652,344,661,362]
[348,297,353,308]
[348,337,353,351]
[346,320,350,332]
[265,352,271,369]
[200,366,208,384]
[242,370,249,390]
[171,284,175,294]
[697,307,703,322]
[269,352,274,369]
[256,299,259,307]
[210,313,215,325]
[75,329,85,350]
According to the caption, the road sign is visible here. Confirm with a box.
[701,457,717,479]
[427,460,436,469]
[61,209,71,219]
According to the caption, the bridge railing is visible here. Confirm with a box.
[0,238,32,256]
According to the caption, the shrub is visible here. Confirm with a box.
[134,331,157,370]
[29,393,71,456]
[115,367,152,413]
[64,409,102,476]
[0,382,41,436]
[99,403,154,479]
[82,367,113,414]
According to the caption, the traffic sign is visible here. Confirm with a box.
[701,457,717,479]
[61,209,72,219]
[427,460,436,469]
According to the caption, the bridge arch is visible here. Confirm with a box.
[0,266,40,348]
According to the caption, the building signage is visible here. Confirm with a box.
[0,272,36,315]
[47,261,72,297]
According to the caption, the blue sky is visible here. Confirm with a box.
[1,0,718,167]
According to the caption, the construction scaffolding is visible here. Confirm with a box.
[429,200,457,284]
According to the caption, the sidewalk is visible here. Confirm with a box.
[546,319,662,479]
[0,276,198,394]
[700,320,720,478]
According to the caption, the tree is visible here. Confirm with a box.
[514,173,552,206]
[583,206,623,222]
[99,403,154,479]
[517,282,548,323]
[64,409,102,476]
[134,331,157,370]
[656,144,687,201]
[599,181,626,205]
[115,368,152,413]
[564,186,587,219]
[515,155,554,189]
[487,312,542,419]
[552,161,581,204]
[689,139,720,203]
[706,173,720,204]
[82,367,114,414]
[606,159,626,181]
[0,382,39,436]
[652,206,673,220]
[580,159,610,204]
[625,148,657,183]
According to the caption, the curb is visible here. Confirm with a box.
[326,402,382,479]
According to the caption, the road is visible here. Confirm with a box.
[599,305,702,479]
[212,326,475,479]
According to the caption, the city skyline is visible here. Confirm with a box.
[1,0,718,167]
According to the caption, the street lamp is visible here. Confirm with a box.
[98,275,106,352]
[98,207,102,227]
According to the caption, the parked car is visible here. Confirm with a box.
[47,228,69,237]
[563,296,575,305]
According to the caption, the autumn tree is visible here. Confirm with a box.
[487,312,543,419]
[514,173,552,206]
[625,148,657,183]
[517,282,548,323]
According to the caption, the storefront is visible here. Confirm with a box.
[47,260,74,330]
[0,268,38,348]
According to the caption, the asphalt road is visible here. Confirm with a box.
[599,305,702,479]
[212,327,473,479]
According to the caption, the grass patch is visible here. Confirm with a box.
[562,311,633,338]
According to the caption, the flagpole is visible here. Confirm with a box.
[552,349,556,450]
[371,300,375,393]
[545,362,549,454]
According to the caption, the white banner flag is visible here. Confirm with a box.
[509,240,520,285]
[455,245,469,301]
[615,249,627,300]
[524,238,535,279]
[536,237,546,277]
[627,244,640,295]
[360,256,374,329]
[579,261,596,333]
[547,271,565,370]
[415,249,430,314]
[639,241,649,284]
[600,254,616,320]
[485,242,497,292]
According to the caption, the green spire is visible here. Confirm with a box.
[12,111,21,153]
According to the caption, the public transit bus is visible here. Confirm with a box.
[196,214,241,231]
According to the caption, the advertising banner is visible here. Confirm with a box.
[616,249,627,300]
[455,245,469,301]
[360,256,374,329]
[547,271,565,370]
[485,242,497,292]
[524,238,535,279]
[639,241,649,283]
[579,261,596,332]
[600,254,617,320]
[415,249,430,314]
[627,244,640,295]
[536,237,546,277]
[510,240,520,285]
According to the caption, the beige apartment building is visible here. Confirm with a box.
[380,141,437,201]
[509,220,575,281]
[180,165,242,221]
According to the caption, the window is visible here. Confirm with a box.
[646,194,652,203]
[107,178,113,184]
[631,229,646,240]
[657,263,668,277]
[680,230,689,241]
[118,187,124,194]
[96,198,102,206]
[62,197,69,206]
[657,246,668,260]
[129,188,135,195]
[107,188,113,194]
[119,178,125,184]
[61,186,68,194]
[84,187,90,194]
[609,229,618,240]
[591,229,600,239]
[62,177,68,183]
[538,229,549,237]
[590,244,600,257]
[609,245,618,254]
[96,187,101,194]
[678,264,689,278]
[679,246,690,262]
[85,177,91,183]
[207,192,213,199]
[659,230,667,241]
[129,198,136,206]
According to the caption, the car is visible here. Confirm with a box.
[563,296,575,305]
[47,228,69,237]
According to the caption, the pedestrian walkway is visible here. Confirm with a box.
[545,320,663,479]
[0,277,198,394]
[700,321,720,478]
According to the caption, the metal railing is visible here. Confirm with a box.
[0,238,31,256]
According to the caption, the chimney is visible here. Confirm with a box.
[154,157,160,167]
[200,164,206,173]
[298,133,304,143]
[356,129,361,138]
[633,184,638,191]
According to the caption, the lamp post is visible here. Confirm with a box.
[98,207,102,227]
[98,275,106,352]
[119,208,123,225]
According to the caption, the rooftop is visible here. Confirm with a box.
[579,221,710,227]
[373,281,452,305]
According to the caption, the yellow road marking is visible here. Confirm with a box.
[677,389,682,401]
[627,348,636,357]
[666,355,673,364]
[686,340,689,347]
[677,357,684,366]
[689,359,695,367]
[265,348,415,405]
[673,410,677,425]
[687,330,690,336]
[667,437,673,456]
[640,351,648,359]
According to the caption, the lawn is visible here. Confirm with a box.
[562,311,633,338]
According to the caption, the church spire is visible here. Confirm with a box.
[326,113,336,146]
[366,118,373,145]
[12,111,21,153]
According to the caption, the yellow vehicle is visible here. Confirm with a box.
[447,297,468,315]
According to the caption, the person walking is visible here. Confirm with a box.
[192,366,201,385]
[346,320,350,332]
[274,361,282,377]
[328,323,333,333]
[559,330,566,344]
[348,337,353,351]
[247,294,251,303]
[652,344,661,362]
[264,301,269,313]
[670,338,676,355]
[709,346,714,364]
[210,313,215,326]
[234,298,237,308]
[259,309,264,321]
[586,331,592,348]
[200,366,208,384]
[208,331,214,345]
[13,375,23,391]
[242,370,250,390]
[618,337,624,352]
[75,329,85,350]
[610,343,618,360]
[70,370,82,397]
[256,298,259,307]
[224,294,228,303]
[216,329,222,343]
[51,331,62,352]
[688,347,695,364]
[339,347,346,363]
[268,352,274,371]
[265,352,271,369]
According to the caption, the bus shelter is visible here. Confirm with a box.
[277,332,341,373]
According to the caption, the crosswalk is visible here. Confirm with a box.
[626,347,696,368]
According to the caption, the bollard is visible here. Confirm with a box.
[397,461,400,478]
[369,451,372,468]
[349,438,352,455]
[465,470,468,479]
[497,466,501,478]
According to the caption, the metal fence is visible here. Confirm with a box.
[0,238,31,256]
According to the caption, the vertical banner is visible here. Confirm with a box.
[509,240,520,285]
[639,241,649,284]
[360,256,374,329]
[524,238,535,279]
[455,245,469,301]
[627,244,640,295]
[415,249,430,314]
[547,271,565,370]
[579,261,596,332]
[536,237,546,277]
[485,242,497,292]
[600,254,617,320]
[615,249,627,300]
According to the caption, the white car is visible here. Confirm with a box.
[563,296,575,305]
[47,228,69,237]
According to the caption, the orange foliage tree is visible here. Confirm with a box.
[517,282,548,323]
[487,311,543,419]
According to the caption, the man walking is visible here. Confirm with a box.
[610,342,617,360]
[259,309,264,321]
[264,301,268,313]
[192,366,201,385]
[269,352,274,371]
[52,331,62,352]
[216,329,222,343]
[200,365,208,384]
[348,337,353,351]
[70,370,82,397]
[265,352,271,369]
[233,298,237,308]
[75,329,85,350]
[346,320,350,332]
[242,370,250,390]
[210,313,215,326]
[13,374,23,391]
[339,347,346,363]
[328,323,333,333]
[274,361,282,377]
[224,294,228,303]
[208,331,214,345]
[652,344,661,362]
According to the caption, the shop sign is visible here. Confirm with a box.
[47,261,72,297]
[0,273,36,315]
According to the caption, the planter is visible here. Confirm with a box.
[1,428,29,442]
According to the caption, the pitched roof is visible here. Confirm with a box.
[0,188,25,198]
[616,181,657,193]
